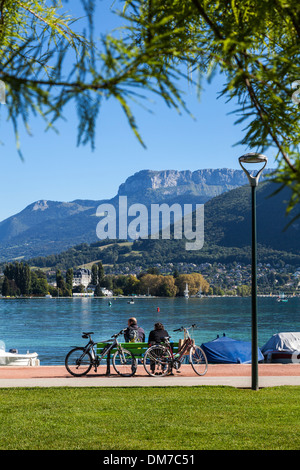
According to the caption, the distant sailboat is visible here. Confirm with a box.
[196,286,202,298]
[191,286,202,298]
[184,283,189,299]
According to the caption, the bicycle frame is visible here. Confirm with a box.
[97,335,125,363]
[143,324,208,377]
[169,325,196,363]
[77,330,127,372]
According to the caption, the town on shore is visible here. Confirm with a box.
[0,260,300,298]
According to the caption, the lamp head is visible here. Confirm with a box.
[238,152,268,187]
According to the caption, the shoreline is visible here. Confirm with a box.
[0,295,299,299]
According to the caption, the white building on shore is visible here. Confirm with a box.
[73,268,92,288]
[100,287,113,297]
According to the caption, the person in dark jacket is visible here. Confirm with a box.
[148,322,169,344]
[148,322,170,374]
[124,317,145,342]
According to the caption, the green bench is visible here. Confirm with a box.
[96,341,179,361]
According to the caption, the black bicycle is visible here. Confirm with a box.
[65,330,136,377]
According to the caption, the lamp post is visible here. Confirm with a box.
[239,153,268,391]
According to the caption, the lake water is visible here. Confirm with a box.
[0,297,299,365]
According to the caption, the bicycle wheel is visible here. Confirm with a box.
[189,345,208,376]
[65,347,93,377]
[143,345,172,377]
[112,348,136,377]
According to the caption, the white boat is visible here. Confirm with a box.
[0,342,39,366]
[261,332,300,363]
[277,292,288,302]
[184,283,189,299]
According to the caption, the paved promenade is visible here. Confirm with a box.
[0,363,300,388]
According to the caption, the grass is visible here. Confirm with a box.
[0,386,299,450]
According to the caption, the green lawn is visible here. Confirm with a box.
[0,386,299,450]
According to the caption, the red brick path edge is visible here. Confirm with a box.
[0,363,299,379]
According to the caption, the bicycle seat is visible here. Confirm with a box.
[82,331,94,338]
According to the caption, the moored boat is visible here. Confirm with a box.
[201,334,264,364]
[277,292,288,302]
[261,332,300,363]
[0,342,39,366]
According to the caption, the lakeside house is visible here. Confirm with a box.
[99,287,113,297]
[72,287,113,297]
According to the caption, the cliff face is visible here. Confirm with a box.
[118,169,248,201]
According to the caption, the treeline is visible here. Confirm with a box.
[1,262,75,297]
[0,262,210,298]
[102,270,209,297]
[1,262,49,297]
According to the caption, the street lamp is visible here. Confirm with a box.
[239,152,268,391]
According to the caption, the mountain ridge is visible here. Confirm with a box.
[25,180,300,272]
[0,168,276,262]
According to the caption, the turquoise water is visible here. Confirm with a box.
[0,297,299,365]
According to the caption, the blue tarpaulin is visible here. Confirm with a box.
[201,336,264,364]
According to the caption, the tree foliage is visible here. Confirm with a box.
[0,0,188,155]
[1,1,300,216]
[175,272,209,296]
[122,0,300,217]
[2,261,49,295]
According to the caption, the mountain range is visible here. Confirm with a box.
[0,167,299,267]
[0,168,256,262]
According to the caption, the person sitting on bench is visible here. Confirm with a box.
[148,322,169,345]
[148,322,170,375]
[124,317,145,343]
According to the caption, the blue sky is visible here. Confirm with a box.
[0,1,277,222]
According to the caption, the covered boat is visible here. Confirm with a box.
[201,335,264,364]
[261,332,300,363]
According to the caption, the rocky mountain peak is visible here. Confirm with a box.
[32,200,49,211]
[117,168,248,197]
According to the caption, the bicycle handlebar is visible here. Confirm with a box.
[111,329,126,338]
[173,324,197,332]
[82,329,126,342]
